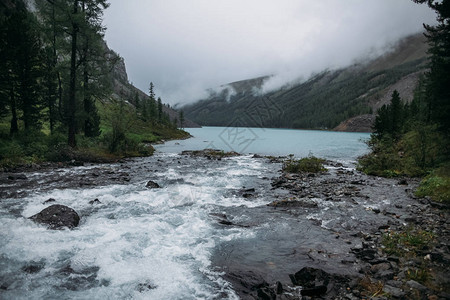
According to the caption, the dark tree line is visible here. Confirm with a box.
[361,0,450,176]
[0,0,111,147]
[374,0,449,141]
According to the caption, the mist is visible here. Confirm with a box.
[103,0,436,105]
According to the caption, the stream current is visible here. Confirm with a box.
[0,127,372,299]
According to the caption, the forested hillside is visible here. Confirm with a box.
[358,0,449,202]
[183,33,428,132]
[0,0,193,167]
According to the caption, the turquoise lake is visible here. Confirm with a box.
[155,126,371,163]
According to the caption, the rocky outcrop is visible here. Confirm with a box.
[29,204,80,230]
[334,114,375,132]
[105,44,201,128]
[181,149,240,159]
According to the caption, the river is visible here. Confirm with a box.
[0,127,373,299]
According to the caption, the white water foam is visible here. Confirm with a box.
[0,154,271,299]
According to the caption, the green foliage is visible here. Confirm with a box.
[283,155,326,173]
[415,167,450,203]
[381,227,435,257]
[405,267,431,284]
[373,90,407,140]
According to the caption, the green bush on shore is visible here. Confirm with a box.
[283,155,326,173]
[415,165,450,203]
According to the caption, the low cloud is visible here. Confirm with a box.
[104,0,436,105]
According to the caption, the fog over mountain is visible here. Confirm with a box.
[103,0,436,105]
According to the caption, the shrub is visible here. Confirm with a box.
[415,169,450,203]
[283,155,326,173]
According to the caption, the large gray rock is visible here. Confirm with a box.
[29,204,80,230]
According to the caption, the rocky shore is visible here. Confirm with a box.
[213,159,450,300]
[0,152,449,299]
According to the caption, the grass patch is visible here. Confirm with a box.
[381,227,435,257]
[283,155,326,173]
[415,164,450,203]
[405,267,431,284]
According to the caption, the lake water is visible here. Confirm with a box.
[156,127,371,163]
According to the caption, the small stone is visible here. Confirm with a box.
[8,174,27,180]
[145,181,160,189]
[137,281,156,292]
[383,285,405,298]
[397,179,408,185]
[43,198,56,204]
[406,280,427,292]
[89,199,101,205]
[276,281,283,294]
[257,287,276,300]
[301,285,327,296]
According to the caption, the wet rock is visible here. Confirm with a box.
[275,281,283,294]
[181,149,240,159]
[89,199,101,205]
[301,285,327,296]
[58,265,100,291]
[8,174,27,180]
[225,270,268,294]
[210,213,234,226]
[145,180,161,189]
[267,198,317,208]
[406,280,427,292]
[29,204,80,229]
[257,287,276,300]
[397,179,408,185]
[351,246,377,261]
[22,261,45,274]
[43,198,56,204]
[218,219,234,226]
[383,284,405,298]
[290,267,330,287]
[271,178,287,189]
[137,281,157,292]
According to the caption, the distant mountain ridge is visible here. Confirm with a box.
[183,33,428,132]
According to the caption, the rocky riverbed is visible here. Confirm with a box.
[212,157,450,299]
[0,152,449,299]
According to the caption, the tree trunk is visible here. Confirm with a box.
[9,84,18,135]
[68,0,79,147]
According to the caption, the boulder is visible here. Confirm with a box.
[291,267,330,287]
[29,204,80,230]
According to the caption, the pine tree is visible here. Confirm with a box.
[179,110,184,129]
[413,0,450,134]
[157,97,163,122]
[1,1,44,133]
[373,90,405,140]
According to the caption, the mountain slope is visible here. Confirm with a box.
[183,33,428,132]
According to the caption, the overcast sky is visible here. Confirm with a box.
[103,0,436,106]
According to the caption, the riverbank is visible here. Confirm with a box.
[211,158,450,299]
[0,152,448,299]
